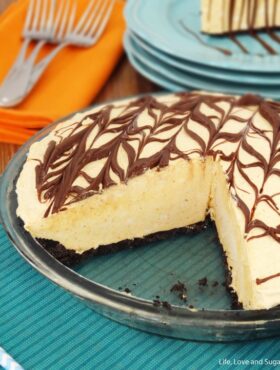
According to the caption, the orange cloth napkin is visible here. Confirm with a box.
[0,0,125,145]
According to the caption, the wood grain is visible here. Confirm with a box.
[0,0,14,13]
[0,1,161,174]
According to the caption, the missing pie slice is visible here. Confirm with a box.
[16,92,280,310]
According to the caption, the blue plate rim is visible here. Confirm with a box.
[125,0,280,73]
[124,33,280,100]
[128,30,280,86]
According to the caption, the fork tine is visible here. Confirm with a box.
[40,0,48,31]
[52,0,66,35]
[46,0,56,33]
[89,0,115,40]
[79,0,103,36]
[74,0,96,34]
[24,0,35,34]
[66,1,77,36]
[32,0,41,31]
[56,0,71,40]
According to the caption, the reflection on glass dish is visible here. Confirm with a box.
[2,96,280,342]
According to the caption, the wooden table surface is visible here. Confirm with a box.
[0,0,160,174]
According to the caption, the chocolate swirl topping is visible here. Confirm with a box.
[35,92,280,283]
[203,0,280,55]
[228,0,280,54]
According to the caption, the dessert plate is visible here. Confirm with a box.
[125,0,280,72]
[129,31,280,86]
[1,97,280,342]
[125,33,280,99]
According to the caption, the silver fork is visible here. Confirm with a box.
[3,0,57,79]
[0,0,115,108]
[0,0,62,106]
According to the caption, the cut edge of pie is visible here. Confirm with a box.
[16,92,280,310]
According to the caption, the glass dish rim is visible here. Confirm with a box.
[1,93,280,334]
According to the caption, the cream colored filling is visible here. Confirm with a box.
[20,155,259,309]
[23,158,213,252]
[201,0,280,34]
[210,162,254,308]
[18,154,280,309]
[16,92,280,310]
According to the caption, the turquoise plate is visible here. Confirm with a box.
[129,31,280,86]
[125,0,280,73]
[124,33,280,99]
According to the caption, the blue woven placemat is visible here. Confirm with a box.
[0,224,280,370]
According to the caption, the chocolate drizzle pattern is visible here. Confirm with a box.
[203,0,280,55]
[34,92,280,284]
[228,0,280,54]
[180,22,232,56]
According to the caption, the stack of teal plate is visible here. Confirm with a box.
[124,0,280,99]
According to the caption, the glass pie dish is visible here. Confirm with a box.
[1,100,280,342]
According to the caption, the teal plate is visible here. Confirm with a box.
[125,33,280,99]
[129,31,280,86]
[2,97,280,342]
[125,0,280,73]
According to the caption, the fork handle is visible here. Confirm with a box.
[26,42,70,94]
[0,62,39,107]
[4,39,30,80]
[0,42,69,107]
[0,40,46,107]
[0,39,31,103]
